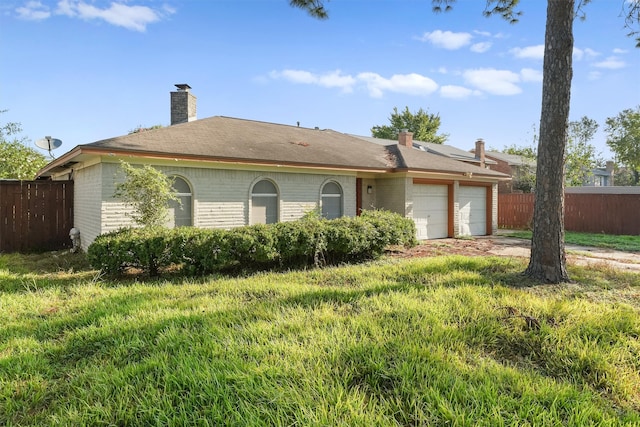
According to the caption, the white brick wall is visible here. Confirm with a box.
[81,161,358,247]
[73,164,104,251]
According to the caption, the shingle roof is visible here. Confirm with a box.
[350,134,497,165]
[37,116,509,179]
[485,151,537,167]
[388,145,507,177]
[79,116,392,170]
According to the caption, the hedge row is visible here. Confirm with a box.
[87,210,417,276]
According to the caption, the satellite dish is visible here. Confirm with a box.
[35,136,63,158]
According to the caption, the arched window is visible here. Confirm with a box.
[321,181,343,219]
[169,176,192,227]
[251,179,278,224]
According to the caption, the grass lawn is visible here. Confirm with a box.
[1,251,639,425]
[502,230,640,253]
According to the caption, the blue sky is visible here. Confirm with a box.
[2,0,639,160]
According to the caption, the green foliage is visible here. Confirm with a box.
[87,211,417,276]
[371,106,448,144]
[566,116,601,187]
[606,106,640,185]
[612,165,638,186]
[274,218,328,267]
[501,116,604,190]
[289,0,328,19]
[502,143,537,159]
[113,161,179,227]
[497,143,537,193]
[433,0,522,24]
[86,227,170,276]
[128,124,164,134]
[0,111,48,180]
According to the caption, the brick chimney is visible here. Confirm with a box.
[606,160,615,185]
[171,84,197,125]
[475,138,485,168]
[398,129,413,148]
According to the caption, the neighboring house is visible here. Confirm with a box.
[480,151,537,193]
[36,84,509,251]
[582,161,615,187]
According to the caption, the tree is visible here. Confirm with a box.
[293,0,639,283]
[0,111,48,180]
[611,165,637,186]
[565,116,601,187]
[371,106,448,144]
[129,124,164,135]
[114,161,180,228]
[605,106,640,185]
[499,143,537,193]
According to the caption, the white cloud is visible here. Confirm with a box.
[75,2,161,32]
[269,69,438,98]
[440,85,478,99]
[16,1,50,20]
[418,30,472,50]
[593,56,626,69]
[42,0,173,32]
[357,72,438,98]
[437,67,448,74]
[269,69,356,92]
[470,42,492,53]
[573,48,584,61]
[510,44,544,60]
[473,30,491,37]
[613,48,628,54]
[520,68,542,82]
[573,47,599,61]
[588,71,603,81]
[463,68,522,95]
[56,0,76,16]
[583,48,600,58]
[317,70,357,91]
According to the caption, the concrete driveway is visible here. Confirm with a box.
[485,236,640,272]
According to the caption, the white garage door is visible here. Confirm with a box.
[459,186,486,236]
[413,184,449,239]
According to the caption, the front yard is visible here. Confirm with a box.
[1,244,639,425]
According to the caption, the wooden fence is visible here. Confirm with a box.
[0,181,74,253]
[499,192,640,235]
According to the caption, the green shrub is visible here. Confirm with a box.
[325,216,378,263]
[87,210,416,277]
[166,227,230,275]
[226,224,279,269]
[87,227,172,276]
[274,217,328,267]
[360,209,418,248]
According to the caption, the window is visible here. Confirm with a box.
[251,179,278,224]
[169,176,192,227]
[321,181,343,219]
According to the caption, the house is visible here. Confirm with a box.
[36,84,509,251]
[583,161,615,187]
[480,151,537,193]
[483,148,616,192]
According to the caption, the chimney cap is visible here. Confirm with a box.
[174,84,192,91]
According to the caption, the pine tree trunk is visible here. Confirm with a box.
[525,0,573,283]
